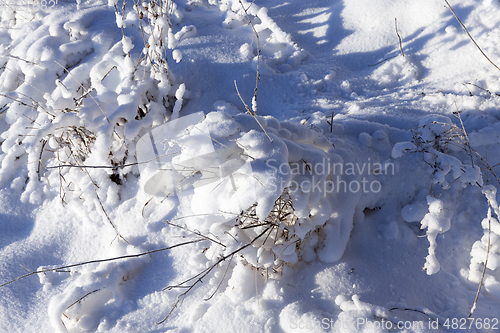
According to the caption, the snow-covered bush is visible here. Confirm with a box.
[393,114,491,275]
[152,110,342,272]
[0,0,188,230]
[136,108,396,321]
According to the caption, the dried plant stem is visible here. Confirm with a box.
[444,0,500,72]
[0,239,203,288]
[238,0,260,115]
[368,56,397,67]
[94,188,129,244]
[54,61,110,123]
[45,151,180,170]
[395,18,404,57]
[234,80,273,142]
[469,201,492,317]
[157,225,274,324]
[234,0,273,143]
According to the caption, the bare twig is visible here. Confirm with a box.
[0,239,203,288]
[94,188,129,245]
[234,80,273,142]
[157,225,274,324]
[45,151,180,170]
[54,61,110,123]
[469,201,492,317]
[368,55,397,67]
[166,221,226,248]
[326,110,335,133]
[463,83,473,96]
[5,54,41,66]
[389,307,442,324]
[204,254,234,301]
[65,289,102,310]
[101,65,117,81]
[444,0,500,72]
[238,0,260,115]
[234,0,273,143]
[395,18,404,57]
[466,82,492,96]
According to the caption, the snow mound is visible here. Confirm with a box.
[139,110,387,279]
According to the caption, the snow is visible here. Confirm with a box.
[1,0,500,332]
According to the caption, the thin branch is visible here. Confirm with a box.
[395,18,404,57]
[444,0,500,71]
[368,55,397,67]
[165,221,226,248]
[100,65,117,81]
[234,80,273,142]
[157,225,274,324]
[469,201,492,317]
[45,151,180,170]
[54,61,111,123]
[204,254,234,301]
[238,0,260,115]
[233,0,273,143]
[5,54,41,66]
[65,289,102,310]
[466,82,492,96]
[94,188,129,245]
[0,239,203,288]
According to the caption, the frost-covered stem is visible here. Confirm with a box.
[204,254,234,301]
[114,4,125,38]
[469,201,492,317]
[234,0,273,142]
[166,221,226,248]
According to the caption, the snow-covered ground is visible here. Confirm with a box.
[1,0,500,332]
